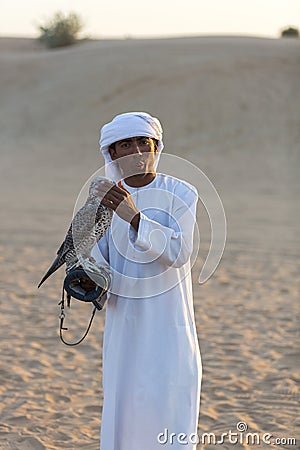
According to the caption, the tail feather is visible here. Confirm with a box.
[38,254,65,288]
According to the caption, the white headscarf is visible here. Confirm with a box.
[99,112,164,182]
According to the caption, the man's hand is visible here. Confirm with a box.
[79,275,97,292]
[93,180,140,231]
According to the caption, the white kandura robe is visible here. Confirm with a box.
[92,173,202,450]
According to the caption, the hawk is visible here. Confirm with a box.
[38,176,114,288]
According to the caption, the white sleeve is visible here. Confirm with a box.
[129,184,198,268]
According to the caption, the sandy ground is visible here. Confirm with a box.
[0,36,299,449]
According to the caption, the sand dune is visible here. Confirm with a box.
[0,36,299,449]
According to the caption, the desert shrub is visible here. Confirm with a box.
[280,26,299,38]
[38,12,83,48]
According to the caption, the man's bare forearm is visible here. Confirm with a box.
[130,212,140,232]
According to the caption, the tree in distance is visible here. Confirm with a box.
[38,12,83,49]
[280,26,299,38]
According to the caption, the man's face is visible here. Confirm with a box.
[109,136,158,177]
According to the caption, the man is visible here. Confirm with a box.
[92,112,202,450]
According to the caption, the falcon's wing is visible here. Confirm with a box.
[38,198,113,288]
[37,235,70,288]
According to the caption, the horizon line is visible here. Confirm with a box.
[0,32,285,41]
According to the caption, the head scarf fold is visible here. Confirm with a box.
[99,112,164,182]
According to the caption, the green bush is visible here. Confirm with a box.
[280,26,299,38]
[38,12,83,48]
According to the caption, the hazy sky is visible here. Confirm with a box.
[0,0,299,39]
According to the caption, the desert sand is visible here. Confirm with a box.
[0,36,299,449]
